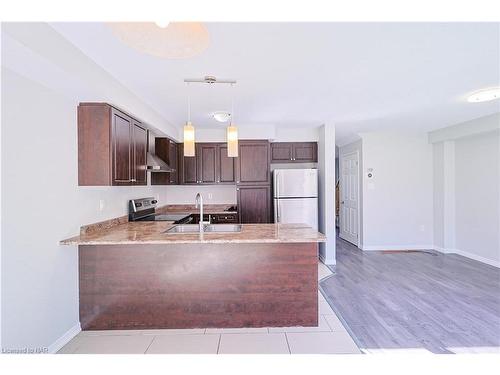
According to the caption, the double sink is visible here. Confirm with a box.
[165,224,242,234]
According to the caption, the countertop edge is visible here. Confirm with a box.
[61,238,327,245]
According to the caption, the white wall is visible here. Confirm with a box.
[274,127,319,142]
[193,124,319,143]
[0,23,181,352]
[360,132,434,250]
[431,114,500,267]
[317,124,336,264]
[164,185,236,204]
[432,142,445,249]
[455,132,500,264]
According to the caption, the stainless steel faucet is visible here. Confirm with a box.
[195,193,204,233]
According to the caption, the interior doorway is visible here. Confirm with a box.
[339,150,360,246]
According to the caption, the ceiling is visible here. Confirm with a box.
[50,22,500,145]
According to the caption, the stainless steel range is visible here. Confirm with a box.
[128,197,193,223]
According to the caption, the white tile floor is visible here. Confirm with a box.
[58,261,361,354]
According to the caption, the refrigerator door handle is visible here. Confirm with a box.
[276,172,280,222]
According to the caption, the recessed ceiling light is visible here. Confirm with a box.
[212,111,231,123]
[467,87,500,103]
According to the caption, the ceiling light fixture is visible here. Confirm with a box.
[467,87,500,103]
[155,21,170,28]
[108,22,209,59]
[183,83,195,157]
[212,111,231,123]
[183,76,239,158]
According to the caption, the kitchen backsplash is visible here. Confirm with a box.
[163,185,237,204]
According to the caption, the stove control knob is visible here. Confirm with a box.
[151,200,158,204]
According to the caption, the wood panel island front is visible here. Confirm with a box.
[61,222,326,331]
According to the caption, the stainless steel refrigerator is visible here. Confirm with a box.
[273,168,318,230]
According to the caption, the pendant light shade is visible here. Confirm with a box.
[226,124,238,157]
[226,83,238,157]
[183,122,195,157]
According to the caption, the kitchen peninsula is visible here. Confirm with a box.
[61,220,326,331]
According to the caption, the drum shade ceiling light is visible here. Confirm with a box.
[108,22,209,59]
[213,111,231,123]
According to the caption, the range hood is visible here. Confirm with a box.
[146,131,176,173]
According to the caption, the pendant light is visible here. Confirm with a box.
[227,84,239,157]
[183,83,195,157]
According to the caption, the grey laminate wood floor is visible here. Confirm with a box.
[320,237,500,353]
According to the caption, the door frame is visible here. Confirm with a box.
[339,150,360,248]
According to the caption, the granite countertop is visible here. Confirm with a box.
[60,222,326,245]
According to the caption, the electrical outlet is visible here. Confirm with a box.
[99,200,105,211]
[208,193,213,200]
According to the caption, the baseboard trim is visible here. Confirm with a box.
[433,247,500,268]
[361,244,434,251]
[48,322,81,354]
[319,253,336,266]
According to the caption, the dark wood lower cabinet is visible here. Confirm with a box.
[237,185,271,224]
[79,242,318,330]
[210,213,238,224]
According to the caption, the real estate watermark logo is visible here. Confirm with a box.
[1,347,49,354]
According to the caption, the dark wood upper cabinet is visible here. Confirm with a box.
[178,142,236,185]
[197,143,218,184]
[78,103,148,186]
[151,138,178,185]
[179,144,198,184]
[217,144,236,184]
[271,142,317,163]
[237,185,271,224]
[111,109,132,185]
[293,142,317,162]
[132,123,147,185]
[236,140,271,185]
[168,141,179,184]
[270,142,294,163]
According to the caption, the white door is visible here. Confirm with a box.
[274,197,318,230]
[340,151,359,246]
